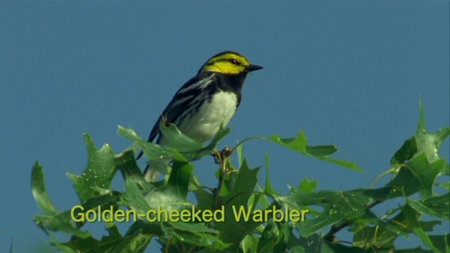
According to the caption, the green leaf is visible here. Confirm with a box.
[352,210,440,250]
[114,150,149,186]
[72,193,121,220]
[60,224,152,253]
[432,127,450,154]
[31,162,90,238]
[429,234,450,253]
[388,153,444,198]
[191,175,215,211]
[164,160,194,203]
[115,150,154,214]
[264,154,279,196]
[306,145,338,157]
[161,222,230,250]
[415,100,450,163]
[277,187,391,237]
[60,236,100,252]
[125,159,194,216]
[67,133,117,203]
[121,121,230,163]
[87,222,152,253]
[50,234,78,253]
[110,232,152,253]
[429,234,450,252]
[293,234,323,253]
[436,181,450,190]
[33,211,90,238]
[299,178,318,193]
[114,150,175,232]
[409,193,450,220]
[322,239,381,253]
[353,223,397,249]
[236,142,244,167]
[257,220,285,253]
[402,203,442,253]
[240,234,258,253]
[159,120,204,151]
[391,137,418,166]
[118,126,177,160]
[122,178,152,215]
[160,122,231,161]
[215,160,261,250]
[268,131,363,172]
[441,163,450,176]
[31,161,58,216]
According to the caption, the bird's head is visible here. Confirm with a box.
[198,51,263,75]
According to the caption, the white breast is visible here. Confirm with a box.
[177,91,238,143]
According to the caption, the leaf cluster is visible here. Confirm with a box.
[31,100,449,253]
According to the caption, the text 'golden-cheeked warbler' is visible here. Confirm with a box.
[137,51,263,182]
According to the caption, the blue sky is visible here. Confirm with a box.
[1,2,448,252]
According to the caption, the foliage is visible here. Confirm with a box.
[32,100,449,253]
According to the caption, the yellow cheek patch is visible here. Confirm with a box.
[201,52,252,74]
[203,61,246,74]
[210,53,251,66]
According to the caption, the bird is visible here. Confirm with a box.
[137,51,263,182]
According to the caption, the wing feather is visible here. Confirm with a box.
[136,73,215,160]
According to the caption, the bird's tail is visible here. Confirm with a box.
[143,164,159,182]
[143,158,171,182]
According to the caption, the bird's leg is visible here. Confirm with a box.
[220,146,232,159]
[212,146,233,164]
[212,150,220,164]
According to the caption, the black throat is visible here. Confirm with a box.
[215,72,248,95]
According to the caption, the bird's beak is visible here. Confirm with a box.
[246,64,263,72]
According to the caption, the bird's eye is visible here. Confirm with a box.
[230,59,239,65]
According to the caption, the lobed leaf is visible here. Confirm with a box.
[215,160,261,250]
[31,162,90,238]
[414,99,449,164]
[402,203,442,253]
[268,131,363,172]
[161,222,230,250]
[276,187,391,236]
[67,134,117,203]
[388,153,444,198]
[409,193,450,220]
